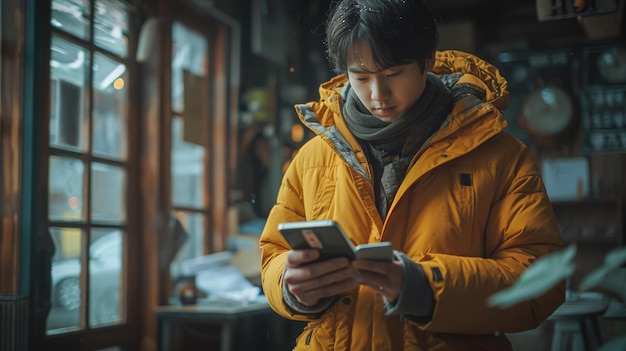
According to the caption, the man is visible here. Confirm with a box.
[259,0,565,349]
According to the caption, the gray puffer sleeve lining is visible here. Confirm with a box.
[383,251,435,321]
[282,271,336,316]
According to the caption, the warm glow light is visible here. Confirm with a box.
[113,77,125,90]
[289,66,295,73]
[68,196,81,209]
[291,124,304,143]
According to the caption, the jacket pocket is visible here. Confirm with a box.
[293,319,323,350]
[292,297,345,351]
[445,166,479,255]
[310,174,337,219]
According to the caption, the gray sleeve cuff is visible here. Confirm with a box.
[282,273,336,315]
[383,251,435,321]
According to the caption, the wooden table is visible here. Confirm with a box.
[155,299,272,351]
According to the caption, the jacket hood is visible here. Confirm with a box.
[299,50,510,129]
[433,50,510,111]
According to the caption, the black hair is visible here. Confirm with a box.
[324,0,439,74]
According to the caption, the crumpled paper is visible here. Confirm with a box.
[195,265,261,304]
[487,244,577,308]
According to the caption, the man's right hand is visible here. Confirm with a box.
[283,249,357,306]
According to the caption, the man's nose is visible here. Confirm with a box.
[370,79,390,101]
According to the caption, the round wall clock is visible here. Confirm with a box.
[518,86,575,138]
[597,48,626,84]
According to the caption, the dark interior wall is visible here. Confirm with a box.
[208,0,623,104]
[202,0,334,97]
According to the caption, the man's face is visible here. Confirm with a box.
[346,41,433,123]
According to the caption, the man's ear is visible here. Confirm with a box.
[424,54,435,72]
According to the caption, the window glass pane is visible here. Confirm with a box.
[50,37,89,152]
[171,22,208,113]
[93,52,127,160]
[94,0,128,57]
[170,22,209,209]
[91,162,126,223]
[48,0,132,338]
[51,0,91,40]
[171,116,205,208]
[173,212,205,262]
[49,156,85,221]
[48,227,83,333]
[89,229,123,327]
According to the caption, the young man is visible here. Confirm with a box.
[259,0,565,349]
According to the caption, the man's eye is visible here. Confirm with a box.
[387,71,401,78]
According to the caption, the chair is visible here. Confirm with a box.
[548,292,609,351]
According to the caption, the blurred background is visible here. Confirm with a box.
[0,0,624,350]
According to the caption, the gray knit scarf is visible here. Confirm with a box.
[344,72,451,144]
[343,73,452,218]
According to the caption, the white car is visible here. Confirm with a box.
[49,230,122,328]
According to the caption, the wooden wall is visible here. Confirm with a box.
[0,0,25,295]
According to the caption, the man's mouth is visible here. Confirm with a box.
[372,106,395,115]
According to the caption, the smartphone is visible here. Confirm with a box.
[277,220,393,262]
[355,242,394,261]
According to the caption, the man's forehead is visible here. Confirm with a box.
[346,41,378,72]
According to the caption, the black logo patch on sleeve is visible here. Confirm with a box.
[432,267,443,282]
[460,173,472,186]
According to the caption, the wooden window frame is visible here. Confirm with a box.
[40,0,142,349]
[136,1,240,348]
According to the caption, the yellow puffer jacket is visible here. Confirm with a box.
[260,50,565,351]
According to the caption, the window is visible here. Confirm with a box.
[40,0,239,347]
[46,0,131,335]
[170,22,210,262]
[166,8,240,270]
